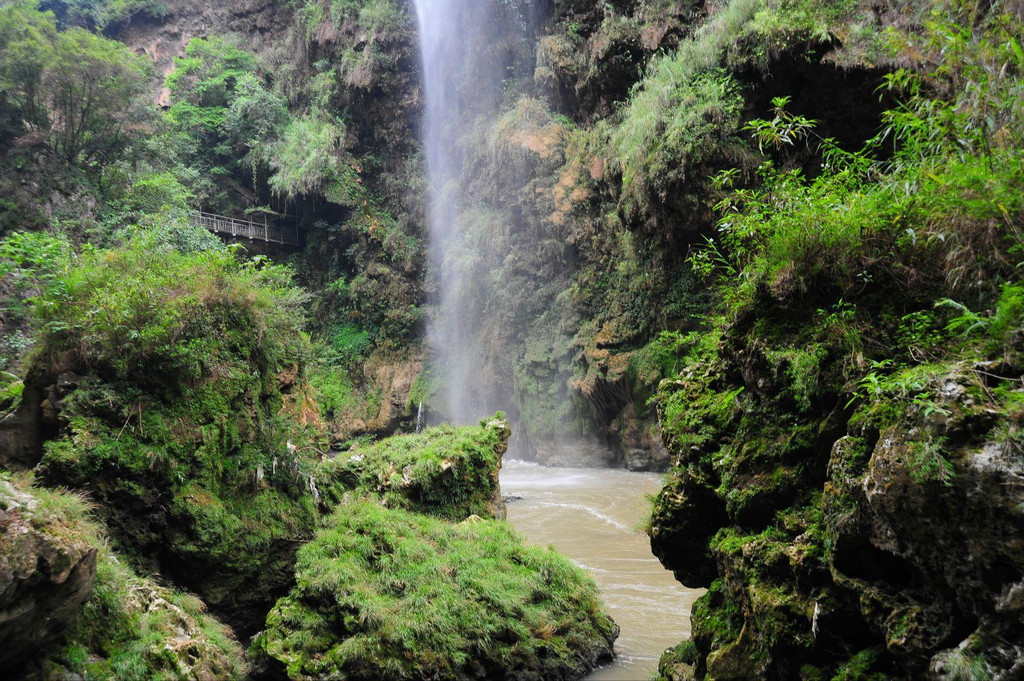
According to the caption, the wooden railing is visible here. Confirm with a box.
[190,211,299,246]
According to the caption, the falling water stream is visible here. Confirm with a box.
[502,461,702,680]
[413,0,507,423]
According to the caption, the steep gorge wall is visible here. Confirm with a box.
[652,307,1024,680]
[108,0,430,447]
[113,0,293,103]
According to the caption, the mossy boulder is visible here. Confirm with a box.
[650,465,728,587]
[826,362,1024,675]
[0,477,97,672]
[321,417,510,521]
[46,536,248,680]
[14,238,326,634]
[251,497,618,681]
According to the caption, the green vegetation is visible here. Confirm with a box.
[252,497,617,680]
[296,0,408,84]
[167,36,289,209]
[0,1,152,165]
[1,0,1023,677]
[267,113,357,201]
[650,2,1024,678]
[56,548,246,680]
[24,233,309,384]
[4,229,326,629]
[45,0,168,30]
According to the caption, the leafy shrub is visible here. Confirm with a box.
[327,322,371,365]
[167,37,259,130]
[29,233,309,384]
[266,114,356,200]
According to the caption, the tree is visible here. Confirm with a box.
[0,2,152,165]
[44,26,151,165]
[0,2,58,144]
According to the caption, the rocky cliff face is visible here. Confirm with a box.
[113,0,293,102]
[826,363,1024,678]
[100,0,747,470]
[646,0,1024,665]
[654,347,1024,679]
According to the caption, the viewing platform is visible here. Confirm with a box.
[190,211,299,246]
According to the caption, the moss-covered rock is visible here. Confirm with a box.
[321,417,511,521]
[827,362,1024,675]
[8,238,327,634]
[251,497,618,681]
[651,312,1024,678]
[46,537,248,681]
[647,5,1024,672]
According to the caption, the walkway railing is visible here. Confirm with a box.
[190,211,299,246]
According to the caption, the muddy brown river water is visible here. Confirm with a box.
[500,460,702,680]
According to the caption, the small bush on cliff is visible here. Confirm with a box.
[29,232,309,388]
[251,497,617,681]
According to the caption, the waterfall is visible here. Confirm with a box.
[412,0,543,425]
[413,0,492,424]
[416,400,424,433]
